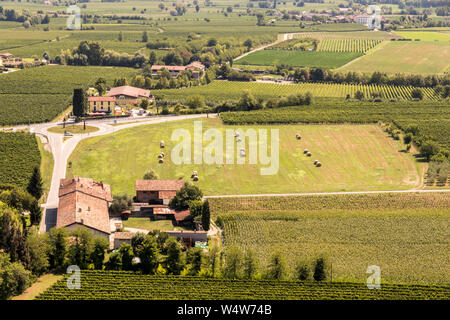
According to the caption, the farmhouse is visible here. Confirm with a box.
[56,177,112,239]
[135,179,184,205]
[153,207,190,225]
[107,85,151,106]
[88,96,116,113]
[151,61,205,78]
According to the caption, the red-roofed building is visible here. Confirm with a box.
[107,85,151,106]
[57,177,112,239]
[135,180,184,204]
[88,96,116,113]
[151,61,204,78]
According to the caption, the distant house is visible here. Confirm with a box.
[165,230,208,246]
[153,207,190,226]
[88,96,116,113]
[113,232,134,249]
[151,61,205,78]
[0,53,14,60]
[135,180,184,205]
[57,177,112,239]
[107,85,151,106]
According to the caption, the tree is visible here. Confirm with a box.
[26,232,49,276]
[186,94,206,109]
[411,88,423,100]
[118,31,123,42]
[295,259,310,281]
[266,251,287,280]
[195,5,200,13]
[91,236,109,270]
[105,251,122,270]
[143,169,159,180]
[238,90,259,111]
[0,202,29,266]
[46,227,68,270]
[169,182,203,210]
[109,194,132,215]
[68,228,94,269]
[189,200,203,220]
[202,200,210,231]
[72,88,87,117]
[223,246,242,278]
[29,199,42,225]
[142,31,148,42]
[313,256,328,281]
[256,13,265,26]
[118,243,134,271]
[354,90,364,101]
[94,77,107,96]
[140,98,150,110]
[139,235,160,274]
[0,252,32,300]
[27,167,43,200]
[186,247,203,275]
[165,237,185,275]
[206,245,219,277]
[149,51,157,65]
[420,140,440,160]
[403,132,413,145]
[243,248,258,279]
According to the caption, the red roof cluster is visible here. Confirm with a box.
[108,86,151,99]
[135,180,184,192]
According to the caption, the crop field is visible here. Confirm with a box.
[339,41,450,74]
[219,100,450,150]
[288,31,399,40]
[36,271,450,300]
[393,31,450,41]
[68,118,420,196]
[216,208,449,285]
[0,65,138,125]
[235,50,361,68]
[154,81,439,102]
[0,132,40,189]
[317,38,383,53]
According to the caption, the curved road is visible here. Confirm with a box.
[31,114,208,233]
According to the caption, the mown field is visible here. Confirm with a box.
[0,132,40,189]
[154,81,439,102]
[393,31,450,41]
[36,271,450,300]
[235,50,362,68]
[68,118,420,196]
[220,100,450,151]
[211,192,450,285]
[0,65,138,125]
[339,41,450,74]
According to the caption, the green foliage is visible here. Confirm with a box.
[91,237,109,270]
[26,166,43,200]
[165,237,185,275]
[27,232,49,276]
[169,182,203,210]
[138,234,160,274]
[266,251,287,280]
[142,169,159,180]
[186,94,206,109]
[106,252,122,271]
[223,246,243,279]
[295,260,311,281]
[202,200,211,231]
[186,247,204,276]
[72,88,88,117]
[243,248,259,279]
[0,252,33,300]
[68,228,94,269]
[189,200,203,218]
[109,194,132,215]
[313,257,328,282]
[118,243,134,271]
[46,227,68,270]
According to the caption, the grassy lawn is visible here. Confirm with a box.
[12,274,63,300]
[393,31,450,41]
[122,218,184,232]
[48,125,99,134]
[339,41,450,74]
[236,50,362,68]
[68,118,420,196]
[36,136,54,202]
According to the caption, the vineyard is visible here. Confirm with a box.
[0,132,40,189]
[0,65,138,126]
[208,191,450,217]
[154,81,439,102]
[215,208,450,285]
[36,271,450,300]
[317,38,383,53]
[219,100,450,150]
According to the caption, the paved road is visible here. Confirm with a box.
[35,114,208,233]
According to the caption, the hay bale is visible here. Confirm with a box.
[160,141,165,148]
[296,134,301,140]
[193,176,199,181]
[303,149,308,154]
[159,158,164,163]
[314,160,318,165]
[306,152,311,157]
[160,152,165,157]
[234,132,240,138]
[237,138,241,142]
[316,162,322,167]
[193,171,198,175]
[158,154,163,159]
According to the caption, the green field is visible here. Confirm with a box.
[36,271,450,300]
[0,65,138,126]
[236,50,361,68]
[216,208,449,284]
[317,38,383,53]
[122,218,182,232]
[340,41,450,74]
[393,31,450,41]
[154,80,439,102]
[0,132,40,189]
[68,118,420,196]
[47,125,99,135]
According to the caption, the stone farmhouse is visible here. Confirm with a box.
[135,179,184,205]
[88,85,151,114]
[150,61,205,78]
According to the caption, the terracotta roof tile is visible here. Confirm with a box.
[107,86,151,99]
[135,180,184,192]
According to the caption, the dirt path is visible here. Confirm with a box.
[11,274,63,300]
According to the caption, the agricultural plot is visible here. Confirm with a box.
[216,208,450,285]
[0,132,40,189]
[219,100,450,150]
[154,81,439,102]
[289,31,399,40]
[68,118,420,196]
[36,271,450,300]
[393,31,450,41]
[0,65,138,125]
[317,38,383,53]
[339,41,450,74]
[235,50,361,68]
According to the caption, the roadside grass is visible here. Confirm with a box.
[68,118,420,196]
[11,274,63,300]
[47,125,99,134]
[36,135,53,202]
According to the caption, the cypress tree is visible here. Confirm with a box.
[27,167,43,200]
[202,199,210,231]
